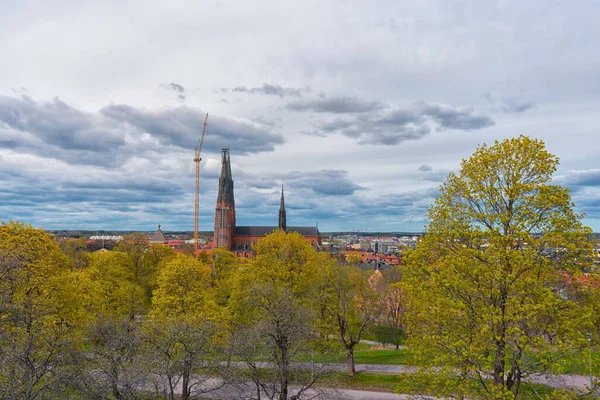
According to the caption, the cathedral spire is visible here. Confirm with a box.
[278,183,287,232]
[216,149,234,206]
[214,148,236,249]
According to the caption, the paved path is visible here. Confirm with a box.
[228,361,595,391]
[168,363,596,399]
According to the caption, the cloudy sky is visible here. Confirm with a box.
[1,0,599,232]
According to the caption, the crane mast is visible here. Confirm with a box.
[194,113,209,250]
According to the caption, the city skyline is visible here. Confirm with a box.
[1,1,599,232]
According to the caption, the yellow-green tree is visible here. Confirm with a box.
[59,237,90,269]
[0,221,87,399]
[230,231,326,400]
[86,250,146,317]
[146,254,224,400]
[317,261,383,375]
[113,233,171,307]
[402,136,594,399]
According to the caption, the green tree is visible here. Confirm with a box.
[75,315,149,400]
[0,221,86,399]
[147,254,224,400]
[318,262,383,375]
[230,231,326,400]
[86,251,146,317]
[59,237,90,269]
[402,136,594,399]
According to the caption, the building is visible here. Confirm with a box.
[149,224,167,244]
[213,149,321,254]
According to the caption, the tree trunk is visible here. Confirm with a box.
[279,376,288,400]
[346,347,356,375]
[182,368,190,400]
[493,291,507,386]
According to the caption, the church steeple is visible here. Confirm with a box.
[214,149,236,249]
[216,149,234,206]
[278,183,287,232]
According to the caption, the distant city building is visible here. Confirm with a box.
[89,235,122,240]
[212,149,321,254]
[149,225,167,244]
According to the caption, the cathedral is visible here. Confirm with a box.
[212,149,321,254]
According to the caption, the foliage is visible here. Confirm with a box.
[147,254,226,400]
[74,316,149,400]
[86,250,146,317]
[229,231,328,400]
[402,136,595,399]
[0,221,85,399]
[317,260,383,375]
[59,237,90,269]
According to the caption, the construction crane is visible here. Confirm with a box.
[194,113,209,250]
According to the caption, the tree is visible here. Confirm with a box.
[59,237,90,269]
[113,233,167,307]
[229,231,327,400]
[374,268,408,350]
[147,254,224,400]
[0,221,86,399]
[86,251,146,318]
[75,315,149,400]
[402,136,594,399]
[318,261,382,375]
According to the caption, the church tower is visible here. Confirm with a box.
[213,149,236,249]
[278,183,287,232]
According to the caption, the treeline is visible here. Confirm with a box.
[0,223,402,400]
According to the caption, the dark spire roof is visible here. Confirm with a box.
[149,224,166,243]
[278,183,286,231]
[217,149,235,205]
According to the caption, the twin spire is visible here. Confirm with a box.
[216,148,287,232]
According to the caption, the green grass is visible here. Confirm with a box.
[353,349,415,365]
[350,345,600,377]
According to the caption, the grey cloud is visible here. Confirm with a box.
[500,98,534,114]
[559,169,600,187]
[100,104,285,154]
[0,95,126,151]
[160,82,186,101]
[243,170,366,196]
[223,83,309,98]
[287,96,385,114]
[484,93,534,114]
[311,101,494,145]
[418,102,495,130]
[418,164,432,172]
[313,107,430,145]
[0,95,283,169]
[287,170,367,196]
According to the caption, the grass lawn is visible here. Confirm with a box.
[353,349,415,365]
[347,344,600,377]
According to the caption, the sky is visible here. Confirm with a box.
[1,0,599,232]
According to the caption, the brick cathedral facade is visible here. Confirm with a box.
[213,149,321,254]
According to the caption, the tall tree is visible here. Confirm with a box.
[86,250,146,317]
[146,254,224,400]
[402,136,594,399]
[230,231,327,400]
[318,262,382,375]
[59,237,90,269]
[0,222,86,399]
